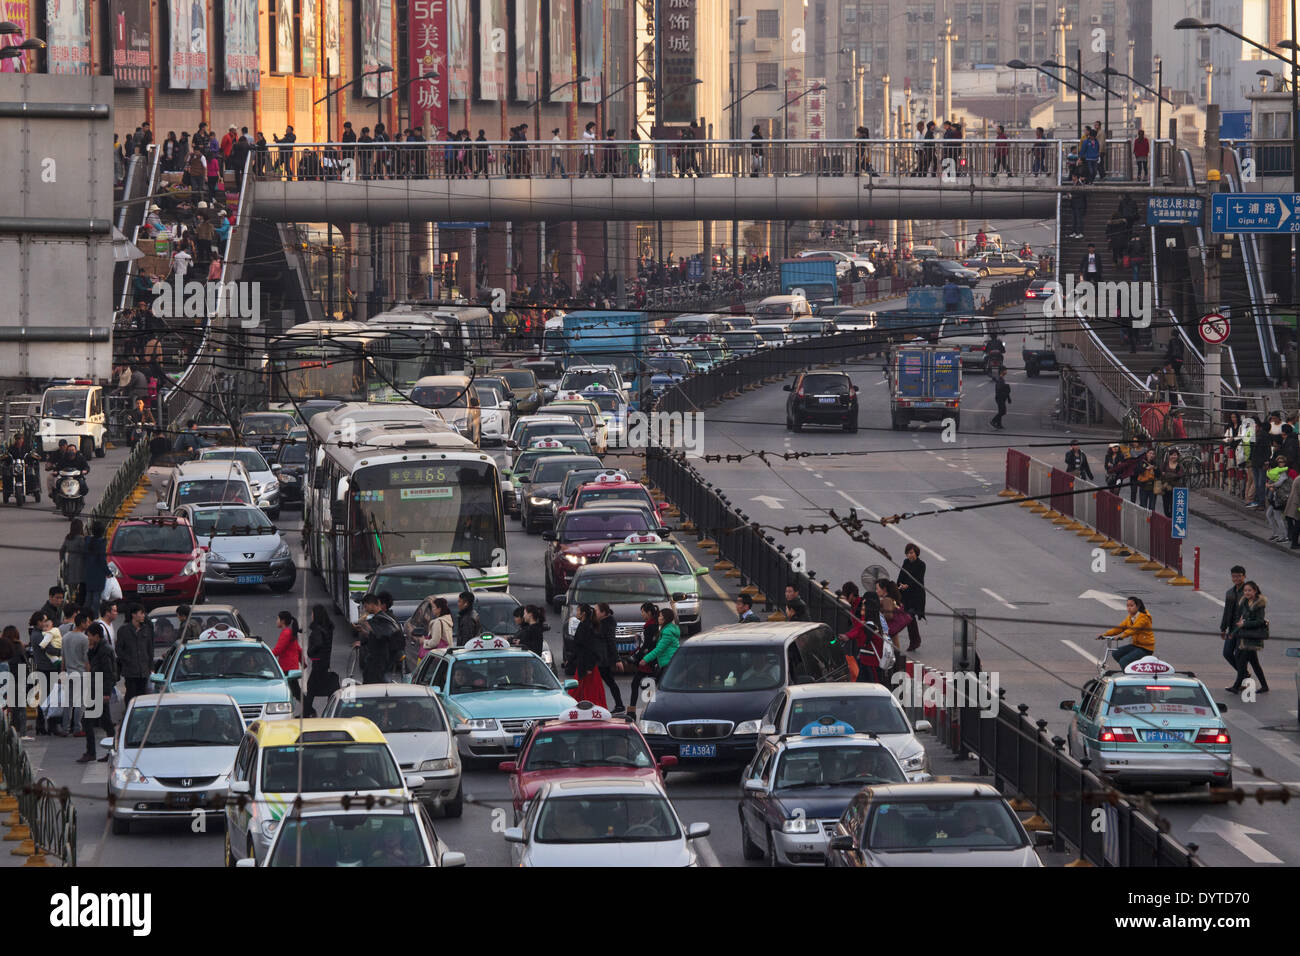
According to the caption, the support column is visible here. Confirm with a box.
[355,224,373,321]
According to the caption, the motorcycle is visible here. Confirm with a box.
[986,347,1005,380]
[1,451,41,507]
[52,467,88,518]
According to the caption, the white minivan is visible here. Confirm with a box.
[39,383,108,458]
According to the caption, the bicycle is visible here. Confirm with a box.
[1093,635,1122,677]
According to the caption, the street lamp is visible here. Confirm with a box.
[723,82,778,115]
[0,36,44,67]
[1153,55,1164,168]
[1176,15,1299,191]
[734,16,751,140]
[1041,57,1100,142]
[377,70,439,132]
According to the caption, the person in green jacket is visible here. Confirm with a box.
[1264,457,1291,541]
[629,607,680,719]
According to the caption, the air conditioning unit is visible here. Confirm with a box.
[1017,24,1029,33]
[1089,14,1102,24]
[838,101,849,110]
[754,38,775,53]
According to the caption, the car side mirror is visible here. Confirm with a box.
[1032,829,1055,847]
[498,761,518,773]
[563,679,579,691]
[1059,699,1076,711]
[686,822,711,840]
[503,827,525,844]
[758,723,776,736]
[914,719,933,733]
[403,773,426,790]
[658,755,679,770]
[852,385,860,392]
[286,669,302,680]
[156,503,170,514]
[271,463,281,472]
[228,780,250,795]
[782,384,792,391]
[743,778,766,793]
[541,531,556,541]
[1215,703,1229,713]
[441,851,467,868]
[99,736,115,749]
[452,725,472,736]
[235,857,257,868]
[827,834,855,852]
[694,567,708,577]
[149,673,165,685]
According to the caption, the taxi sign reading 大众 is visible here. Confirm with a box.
[1122,656,1174,676]
[463,635,511,651]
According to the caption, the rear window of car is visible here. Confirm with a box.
[1105,682,1214,714]
[801,374,852,394]
[112,524,195,555]
[499,370,536,389]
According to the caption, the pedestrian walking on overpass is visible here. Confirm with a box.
[990,368,1011,429]
[580,122,597,178]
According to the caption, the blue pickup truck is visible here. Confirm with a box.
[888,345,962,431]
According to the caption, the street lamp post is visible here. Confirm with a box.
[881,73,891,139]
[734,16,751,141]
[940,18,958,120]
[929,57,937,124]
[1154,56,1164,174]
[723,82,777,274]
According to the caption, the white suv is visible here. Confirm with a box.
[161,460,256,515]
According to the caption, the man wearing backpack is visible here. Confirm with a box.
[353,592,403,683]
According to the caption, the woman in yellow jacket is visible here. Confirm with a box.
[1097,597,1154,667]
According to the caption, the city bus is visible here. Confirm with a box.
[369,304,493,365]
[305,418,507,617]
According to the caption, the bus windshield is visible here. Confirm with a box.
[349,460,503,574]
[274,347,366,402]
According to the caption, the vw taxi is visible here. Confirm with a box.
[562,472,669,530]
[1061,656,1233,788]
[150,627,300,725]
[410,636,579,761]
[498,701,677,820]
[502,438,591,518]
[738,718,909,865]
[570,387,628,448]
[598,533,707,635]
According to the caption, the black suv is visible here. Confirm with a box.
[784,371,859,433]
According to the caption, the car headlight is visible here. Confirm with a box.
[264,701,292,715]
[259,818,280,840]
[734,719,762,735]
[529,496,552,506]
[563,554,584,566]
[263,480,279,494]
[782,817,812,834]
[463,718,499,732]
[181,560,200,577]
[107,561,121,577]
[272,541,292,559]
[112,767,147,786]
[419,758,455,772]
[900,750,928,772]
[638,720,667,736]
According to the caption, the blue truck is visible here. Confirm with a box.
[887,345,962,431]
[561,310,651,409]
[779,258,840,307]
[873,286,978,341]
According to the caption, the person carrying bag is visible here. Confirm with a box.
[1226,581,1269,694]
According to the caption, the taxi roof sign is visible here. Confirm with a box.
[195,625,250,642]
[623,533,661,544]
[559,701,612,721]
[463,635,512,651]
[1122,656,1175,676]
[530,438,566,448]
[594,472,631,484]
[798,717,856,737]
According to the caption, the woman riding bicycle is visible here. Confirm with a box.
[1097,596,1154,668]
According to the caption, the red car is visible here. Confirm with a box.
[560,476,671,527]
[542,505,662,605]
[107,516,204,607]
[498,702,678,820]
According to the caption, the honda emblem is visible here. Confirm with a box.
[181,778,193,788]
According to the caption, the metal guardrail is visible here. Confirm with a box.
[90,437,149,529]
[0,713,77,866]
[983,276,1035,313]
[646,335,1200,866]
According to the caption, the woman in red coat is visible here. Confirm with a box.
[273,611,303,705]
[569,604,607,708]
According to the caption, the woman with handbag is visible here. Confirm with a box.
[1158,449,1185,518]
[570,604,607,708]
[421,598,454,654]
[1226,582,1269,693]
[898,543,927,651]
[1136,449,1159,510]
[303,604,335,718]
[631,607,680,712]
[273,611,302,703]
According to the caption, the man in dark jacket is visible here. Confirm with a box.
[230,127,252,176]
[352,592,402,683]
[114,604,152,707]
[455,591,482,646]
[39,586,66,628]
[1249,418,1271,508]
[593,603,625,713]
[1079,243,1103,284]
[1064,440,1094,480]
[991,368,1011,429]
[1219,566,1247,674]
[77,623,117,763]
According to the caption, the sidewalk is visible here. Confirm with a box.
[1191,486,1300,559]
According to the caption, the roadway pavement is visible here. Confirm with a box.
[681,321,1300,867]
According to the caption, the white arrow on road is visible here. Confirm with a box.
[922,496,955,511]
[751,495,786,510]
[1190,816,1282,864]
[1078,590,1131,613]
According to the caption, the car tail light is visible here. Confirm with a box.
[1099,726,1138,743]
[972,345,985,351]
[1195,728,1230,745]
[1025,290,1034,298]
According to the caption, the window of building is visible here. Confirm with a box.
[1198,37,1211,61]
[986,3,998,26]
[1101,2,1115,25]
[875,43,888,63]
[906,43,918,61]
[922,40,935,61]
[756,9,780,38]
[985,40,998,62]
[922,3,935,24]
[1018,39,1030,59]
[755,61,779,89]
[969,4,982,26]
[954,42,967,63]
[843,2,857,25]
[1017,3,1030,25]
[860,44,873,62]
[955,3,967,22]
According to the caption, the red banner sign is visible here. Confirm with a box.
[411,0,450,138]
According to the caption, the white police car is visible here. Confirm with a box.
[738,718,909,865]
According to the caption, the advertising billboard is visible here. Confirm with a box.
[45,0,92,75]
[514,0,541,102]
[111,0,150,88]
[549,0,575,102]
[479,0,505,101]
[361,0,394,98]
[410,0,450,137]
[222,0,259,90]
[579,0,602,103]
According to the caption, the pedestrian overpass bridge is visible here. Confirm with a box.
[248,138,1168,224]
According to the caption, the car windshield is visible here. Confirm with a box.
[188,507,274,537]
[584,394,621,413]
[42,390,89,417]
[648,356,690,374]
[473,383,507,405]
[333,695,446,733]
[242,416,293,436]
[534,793,680,843]
[866,799,1026,851]
[726,317,754,329]
[171,644,282,682]
[788,695,910,735]
[175,479,251,506]
[201,449,270,473]
[573,571,669,604]
[515,449,584,476]
[681,349,710,363]
[268,814,429,867]
[148,610,239,646]
[756,301,799,317]
[773,745,906,789]
[123,703,244,748]
[517,422,583,443]
[499,370,537,389]
[722,333,760,346]
[261,742,402,793]
[410,385,469,408]
[790,320,826,333]
[533,457,600,482]
[371,568,465,601]
[802,374,851,394]
[1106,683,1214,714]
[562,471,608,498]
[279,442,308,464]
[606,548,691,577]
[524,728,654,771]
[111,523,195,554]
[448,654,559,694]
[660,646,784,692]
[576,487,651,507]
[941,318,986,336]
[545,409,596,429]
[558,512,654,541]
[670,320,710,333]
[560,371,617,391]
[476,599,522,636]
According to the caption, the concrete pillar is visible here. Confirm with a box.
[355,224,372,321]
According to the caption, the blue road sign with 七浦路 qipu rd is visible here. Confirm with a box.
[1210,193,1300,233]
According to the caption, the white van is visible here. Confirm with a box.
[410,375,483,445]
[39,383,108,458]
[160,460,256,514]
[753,295,813,319]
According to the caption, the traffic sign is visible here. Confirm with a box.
[1198,313,1230,345]
[1172,487,1188,539]
[1146,196,1205,226]
[1210,193,1300,233]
